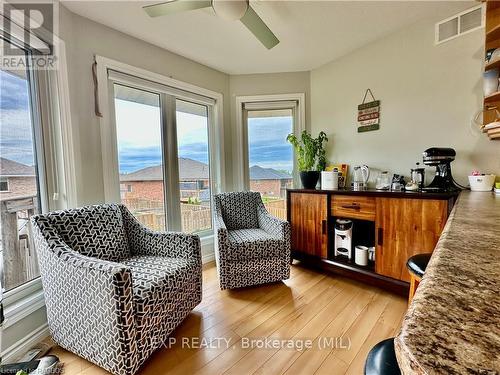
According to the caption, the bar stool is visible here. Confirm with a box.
[407,253,432,303]
[364,338,401,375]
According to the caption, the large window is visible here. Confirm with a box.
[114,84,166,231]
[0,40,45,292]
[176,99,212,233]
[108,69,217,235]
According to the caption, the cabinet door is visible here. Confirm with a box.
[375,198,448,282]
[290,192,328,258]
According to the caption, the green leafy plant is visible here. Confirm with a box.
[286,130,328,171]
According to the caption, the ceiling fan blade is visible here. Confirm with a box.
[240,5,279,49]
[143,0,212,17]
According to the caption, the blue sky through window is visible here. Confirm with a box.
[248,115,293,173]
[0,70,35,166]
[116,100,294,175]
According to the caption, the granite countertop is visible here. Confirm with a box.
[395,191,500,374]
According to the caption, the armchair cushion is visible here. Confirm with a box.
[215,192,260,230]
[121,255,195,316]
[226,229,286,260]
[45,204,129,262]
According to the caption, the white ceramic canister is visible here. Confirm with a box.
[355,246,369,266]
[321,171,339,190]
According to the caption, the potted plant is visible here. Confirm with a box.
[286,130,328,189]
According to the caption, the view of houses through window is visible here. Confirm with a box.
[0,51,43,291]
[115,85,213,233]
[247,109,294,220]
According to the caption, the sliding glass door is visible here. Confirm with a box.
[109,73,216,234]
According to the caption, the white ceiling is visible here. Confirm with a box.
[62,1,474,75]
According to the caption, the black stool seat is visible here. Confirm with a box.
[406,253,432,278]
[364,338,401,375]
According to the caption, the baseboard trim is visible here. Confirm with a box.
[202,252,215,264]
[1,323,50,363]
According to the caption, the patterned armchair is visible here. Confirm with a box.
[30,204,202,375]
[214,191,291,290]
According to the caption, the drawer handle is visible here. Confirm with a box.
[378,228,383,246]
[340,204,361,210]
[322,220,327,235]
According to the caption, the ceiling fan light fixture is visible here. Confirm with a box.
[212,0,249,21]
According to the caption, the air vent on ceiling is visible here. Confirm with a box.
[435,5,484,45]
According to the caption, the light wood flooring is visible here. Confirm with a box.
[49,262,407,375]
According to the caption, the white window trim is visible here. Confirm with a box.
[234,93,305,191]
[96,56,225,234]
[1,37,76,325]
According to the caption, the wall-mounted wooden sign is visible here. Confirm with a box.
[358,89,380,133]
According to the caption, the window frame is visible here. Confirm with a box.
[234,94,305,191]
[0,37,48,323]
[97,56,225,237]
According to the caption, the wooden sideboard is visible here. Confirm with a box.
[287,189,458,295]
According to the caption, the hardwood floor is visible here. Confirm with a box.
[49,262,407,375]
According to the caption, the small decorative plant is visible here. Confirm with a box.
[287,130,328,189]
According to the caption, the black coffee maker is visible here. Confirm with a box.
[422,147,461,192]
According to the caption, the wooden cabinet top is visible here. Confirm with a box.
[287,188,459,201]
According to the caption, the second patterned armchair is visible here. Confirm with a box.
[214,191,291,289]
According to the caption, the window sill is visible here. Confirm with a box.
[3,279,45,329]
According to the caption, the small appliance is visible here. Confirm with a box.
[352,165,370,191]
[422,147,461,192]
[334,219,353,259]
[411,162,425,190]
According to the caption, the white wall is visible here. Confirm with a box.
[59,5,231,206]
[311,15,500,187]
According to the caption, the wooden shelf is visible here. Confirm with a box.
[486,23,500,44]
[485,58,500,72]
[484,90,500,103]
[331,255,375,273]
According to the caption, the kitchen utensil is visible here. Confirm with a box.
[321,171,339,190]
[355,246,368,266]
[375,171,391,190]
[468,174,496,191]
[352,165,370,191]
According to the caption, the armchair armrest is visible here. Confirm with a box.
[30,219,139,374]
[257,204,290,241]
[213,211,229,247]
[119,205,201,260]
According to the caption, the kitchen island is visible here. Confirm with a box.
[395,191,500,374]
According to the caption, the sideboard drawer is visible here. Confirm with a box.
[331,195,376,221]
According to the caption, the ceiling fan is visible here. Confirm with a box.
[143,0,279,49]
